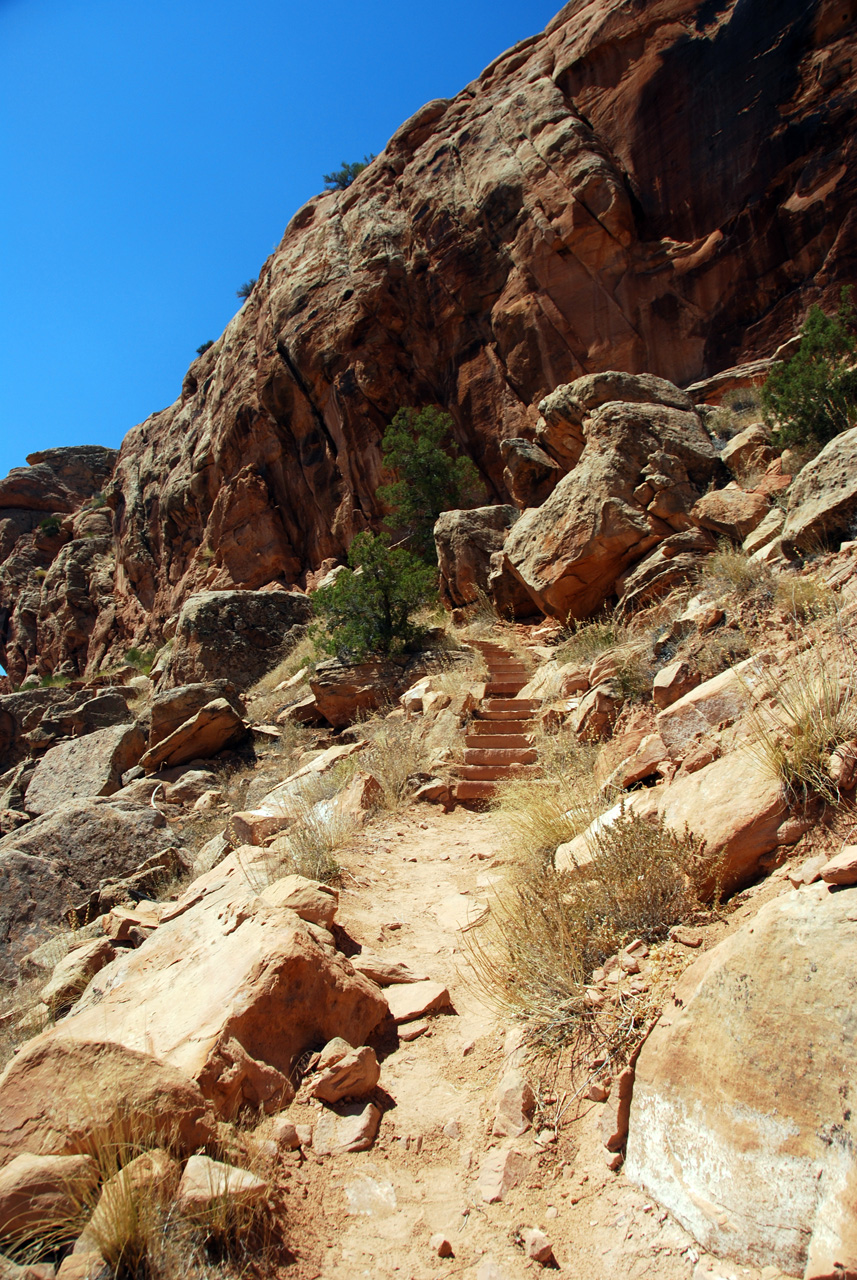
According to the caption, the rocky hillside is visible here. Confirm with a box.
[2,0,856,684]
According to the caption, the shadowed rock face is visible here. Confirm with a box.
[2,0,856,681]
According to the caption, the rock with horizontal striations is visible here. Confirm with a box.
[626,883,857,1277]
[161,590,312,692]
[25,724,146,816]
[0,1152,98,1244]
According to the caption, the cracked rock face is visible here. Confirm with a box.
[2,1,856,681]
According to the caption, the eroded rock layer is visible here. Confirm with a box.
[2,0,856,681]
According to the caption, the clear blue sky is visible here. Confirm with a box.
[0,0,560,481]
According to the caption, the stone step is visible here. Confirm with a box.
[483,698,541,712]
[465,733,533,749]
[469,719,534,735]
[485,682,528,696]
[454,780,497,801]
[464,747,539,766]
[457,763,542,782]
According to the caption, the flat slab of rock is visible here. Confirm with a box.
[0,1152,98,1242]
[312,1102,382,1155]
[25,724,146,815]
[386,980,452,1024]
[177,1154,267,1212]
[820,847,857,886]
[261,874,338,928]
[626,883,857,1277]
[351,954,427,985]
[478,1147,529,1203]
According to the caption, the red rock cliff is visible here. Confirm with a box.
[2,0,855,682]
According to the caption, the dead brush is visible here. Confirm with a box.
[60,1104,283,1280]
[774,572,835,622]
[699,543,776,606]
[747,645,857,805]
[464,809,710,1062]
[358,715,438,809]
[554,617,623,667]
[495,733,601,863]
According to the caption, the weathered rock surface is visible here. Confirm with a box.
[309,656,431,728]
[691,488,770,542]
[502,391,721,617]
[0,867,388,1129]
[0,1152,98,1243]
[139,698,246,772]
[161,590,312,690]
[2,2,853,679]
[782,427,857,554]
[626,883,857,1277]
[434,507,519,610]
[39,937,116,1014]
[0,798,180,980]
[25,723,146,815]
[499,440,561,509]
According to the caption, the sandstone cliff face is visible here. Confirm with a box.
[2,0,856,681]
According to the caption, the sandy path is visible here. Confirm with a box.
[275,801,788,1280]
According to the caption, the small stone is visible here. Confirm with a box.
[521,1227,554,1264]
[587,1081,610,1102]
[820,846,857,886]
[312,1102,382,1156]
[545,1205,558,1219]
[177,1155,267,1212]
[442,1119,462,1140]
[669,925,703,947]
[310,1046,380,1104]
[478,1147,529,1203]
[399,1019,429,1041]
[787,854,827,889]
[605,1150,623,1171]
[493,1068,535,1137]
[386,980,451,1024]
[429,1233,454,1258]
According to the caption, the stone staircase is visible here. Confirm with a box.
[453,639,541,802]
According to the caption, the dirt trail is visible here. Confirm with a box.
[282,804,782,1280]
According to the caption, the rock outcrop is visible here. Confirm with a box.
[626,883,857,1278]
[2,0,855,681]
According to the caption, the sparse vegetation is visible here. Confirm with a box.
[38,516,62,536]
[126,647,157,675]
[379,406,483,560]
[323,154,376,190]
[762,287,857,449]
[311,531,437,660]
[235,279,257,300]
[554,618,621,666]
[466,808,710,1056]
[196,340,215,356]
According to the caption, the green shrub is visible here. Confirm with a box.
[38,516,61,537]
[761,287,857,449]
[311,532,437,660]
[379,406,482,559]
[235,278,257,300]
[323,154,376,190]
[195,340,214,356]
[126,647,156,675]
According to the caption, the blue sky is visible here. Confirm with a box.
[0,0,560,481]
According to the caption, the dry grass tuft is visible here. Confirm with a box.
[465,808,710,1062]
[699,545,775,603]
[554,618,623,666]
[495,730,601,863]
[774,573,835,622]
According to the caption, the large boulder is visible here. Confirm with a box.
[161,590,312,691]
[503,389,721,618]
[499,440,562,509]
[24,689,135,752]
[626,883,857,1278]
[139,698,246,772]
[691,488,771,542]
[0,689,74,774]
[147,680,244,750]
[0,1152,98,1244]
[309,655,431,728]
[0,865,389,1143]
[616,528,716,615]
[781,426,857,554]
[0,797,181,980]
[25,723,146,815]
[434,506,519,610]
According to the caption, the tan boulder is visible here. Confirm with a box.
[176,1154,267,1214]
[0,1038,216,1168]
[626,884,857,1277]
[147,681,244,750]
[820,847,857,886]
[504,395,720,619]
[139,698,247,772]
[500,438,562,509]
[656,656,767,756]
[652,660,700,710]
[39,937,115,1014]
[0,1152,97,1245]
[719,423,774,475]
[261,874,339,928]
[433,506,520,610]
[0,875,387,1142]
[691,487,770,541]
[782,427,857,554]
[742,505,785,556]
[25,724,146,816]
[311,1102,382,1156]
[310,658,431,728]
[310,1045,380,1104]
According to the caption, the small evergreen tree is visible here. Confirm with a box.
[196,340,214,356]
[311,532,437,661]
[762,288,857,449]
[236,278,257,299]
[323,154,376,191]
[379,406,482,559]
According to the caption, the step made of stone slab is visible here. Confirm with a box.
[469,720,534,735]
[485,683,528,696]
[463,747,539,766]
[457,764,542,781]
[483,699,542,712]
[454,780,497,800]
[465,734,533,749]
